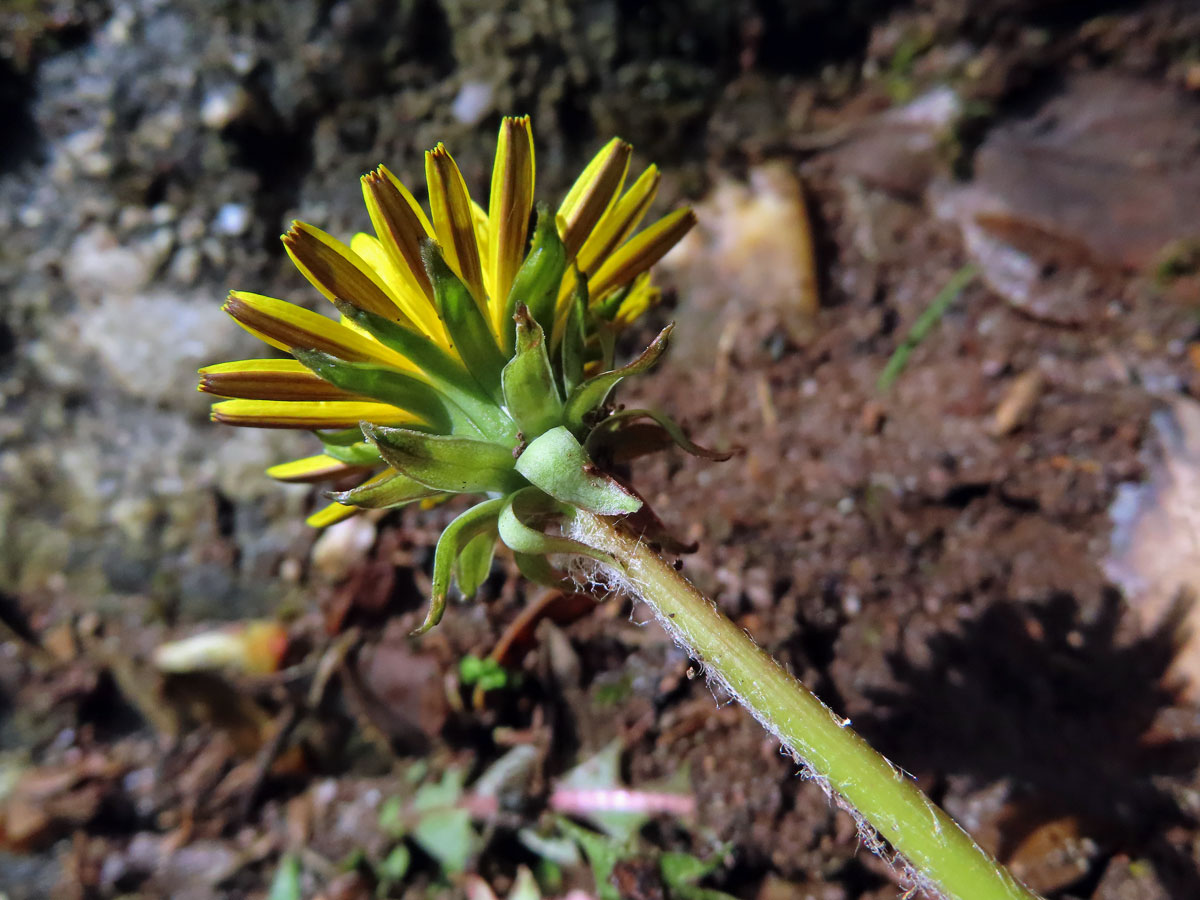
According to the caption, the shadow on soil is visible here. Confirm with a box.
[856,591,1200,894]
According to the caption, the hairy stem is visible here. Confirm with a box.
[566,508,1041,900]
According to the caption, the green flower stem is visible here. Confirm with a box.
[566,508,1041,900]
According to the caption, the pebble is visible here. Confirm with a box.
[213,203,249,236]
[200,85,249,129]
[56,127,112,179]
[311,516,378,581]
[168,246,201,283]
[65,226,153,300]
[451,80,494,125]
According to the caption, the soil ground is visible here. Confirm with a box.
[3,2,1200,899]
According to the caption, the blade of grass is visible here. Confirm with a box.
[877,264,977,392]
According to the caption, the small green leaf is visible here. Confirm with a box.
[507,867,542,900]
[660,847,737,900]
[563,325,672,430]
[455,528,497,597]
[504,204,566,350]
[497,488,622,571]
[327,469,442,509]
[413,770,475,875]
[416,806,474,875]
[559,273,587,394]
[293,349,469,435]
[334,299,515,441]
[501,307,562,438]
[378,844,411,885]
[555,817,625,900]
[378,795,407,838]
[267,854,302,900]
[516,426,641,515]
[424,497,505,632]
[660,852,719,887]
[423,240,509,405]
[364,424,522,494]
[458,654,509,691]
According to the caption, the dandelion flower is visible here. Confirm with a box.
[201,116,707,627]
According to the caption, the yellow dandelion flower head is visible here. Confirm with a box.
[200,116,695,536]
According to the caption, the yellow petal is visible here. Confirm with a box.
[471,198,493,303]
[587,208,697,302]
[198,359,358,401]
[222,291,415,372]
[487,115,535,328]
[282,222,413,326]
[425,143,487,305]
[349,232,449,349]
[266,454,367,483]
[306,501,360,528]
[577,164,660,274]
[557,137,631,259]
[612,272,661,328]
[211,399,420,429]
[361,165,437,307]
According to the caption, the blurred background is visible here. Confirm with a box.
[3,1,1200,898]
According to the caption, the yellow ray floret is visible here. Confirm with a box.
[587,207,697,302]
[347,232,450,351]
[198,359,359,401]
[487,115,535,330]
[426,143,487,307]
[612,273,661,329]
[222,291,417,373]
[557,137,632,260]
[211,399,421,429]
[306,501,361,528]
[361,166,440,315]
[577,164,660,275]
[266,454,368,482]
[282,222,414,326]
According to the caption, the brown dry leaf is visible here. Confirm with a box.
[938,74,1200,321]
[1106,396,1200,700]
[342,622,448,752]
[0,754,124,851]
[827,85,963,199]
[968,74,1200,274]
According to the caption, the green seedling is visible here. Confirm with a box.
[459,654,512,692]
